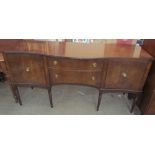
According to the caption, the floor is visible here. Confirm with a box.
[0,82,139,115]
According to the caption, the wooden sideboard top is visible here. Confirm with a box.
[0,39,153,61]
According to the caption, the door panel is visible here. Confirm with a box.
[5,53,46,86]
[105,59,151,91]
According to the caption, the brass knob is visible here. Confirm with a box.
[55,74,58,79]
[91,76,95,81]
[92,63,97,68]
[26,67,30,72]
[122,72,127,78]
[53,60,58,65]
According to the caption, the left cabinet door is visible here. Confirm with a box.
[4,53,47,86]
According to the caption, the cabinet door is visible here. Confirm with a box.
[104,59,152,91]
[4,53,47,86]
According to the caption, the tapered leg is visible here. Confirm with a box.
[97,90,102,111]
[48,87,53,108]
[136,93,143,107]
[15,86,22,106]
[130,97,136,113]
[130,93,142,113]
[128,93,136,100]
[9,84,18,103]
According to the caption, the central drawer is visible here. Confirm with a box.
[47,57,103,70]
[49,69,102,87]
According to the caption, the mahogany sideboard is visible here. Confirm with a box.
[0,39,154,112]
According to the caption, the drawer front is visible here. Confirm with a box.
[49,69,102,87]
[105,59,151,91]
[5,53,46,86]
[48,58,103,70]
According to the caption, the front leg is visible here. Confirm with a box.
[9,84,18,103]
[14,86,22,106]
[128,93,136,100]
[130,93,142,113]
[97,90,103,111]
[48,87,53,108]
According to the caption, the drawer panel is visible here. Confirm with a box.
[49,69,102,87]
[48,58,103,70]
[104,59,151,91]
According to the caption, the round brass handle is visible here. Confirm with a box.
[55,74,58,79]
[92,63,97,68]
[53,60,58,65]
[91,76,95,81]
[26,67,30,72]
[122,72,127,78]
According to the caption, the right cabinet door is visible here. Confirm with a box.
[104,59,152,91]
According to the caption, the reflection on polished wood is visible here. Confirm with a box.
[0,39,153,60]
